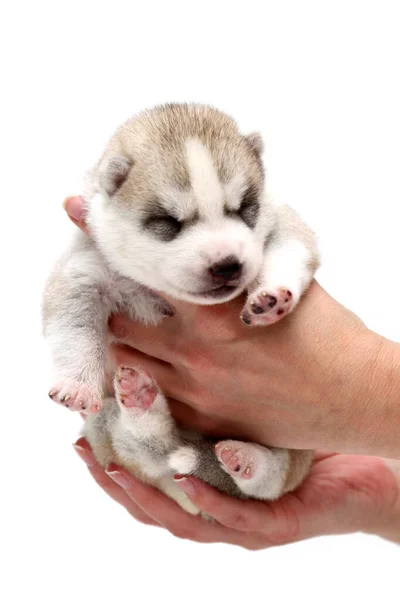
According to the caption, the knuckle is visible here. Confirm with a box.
[236,533,271,551]
[196,494,257,532]
[169,526,196,541]
[266,528,297,545]
[224,511,250,531]
[99,478,121,495]
[126,507,150,524]
[242,541,267,551]
[265,501,300,544]
[222,510,253,531]
[179,345,214,372]
[194,498,217,517]
[139,517,157,527]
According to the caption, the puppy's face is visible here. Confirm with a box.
[87,105,273,304]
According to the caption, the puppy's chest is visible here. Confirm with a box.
[95,257,160,319]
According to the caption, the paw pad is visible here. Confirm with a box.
[215,441,254,480]
[114,366,157,410]
[241,287,295,327]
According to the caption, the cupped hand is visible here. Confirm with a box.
[73,437,400,548]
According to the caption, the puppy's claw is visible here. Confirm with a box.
[47,379,101,413]
[240,313,251,326]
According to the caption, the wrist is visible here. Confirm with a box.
[293,285,400,457]
[364,459,400,543]
[333,329,400,458]
[358,333,400,459]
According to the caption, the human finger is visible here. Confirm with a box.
[105,464,263,547]
[174,476,299,544]
[63,196,89,235]
[73,438,159,526]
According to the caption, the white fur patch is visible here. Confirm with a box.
[223,173,247,210]
[168,446,199,474]
[86,191,110,237]
[185,138,223,219]
[158,476,200,515]
[161,187,197,222]
[259,238,312,300]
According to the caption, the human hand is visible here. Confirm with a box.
[73,437,400,548]
[64,195,400,458]
[108,286,400,458]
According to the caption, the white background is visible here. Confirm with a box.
[1,1,400,599]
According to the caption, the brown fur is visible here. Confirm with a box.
[282,449,314,494]
[94,103,265,212]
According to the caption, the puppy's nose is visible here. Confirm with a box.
[209,257,243,282]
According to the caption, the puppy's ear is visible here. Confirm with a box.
[244,132,264,156]
[100,155,132,196]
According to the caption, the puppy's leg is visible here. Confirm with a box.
[109,367,202,514]
[83,397,119,467]
[83,368,177,473]
[111,367,179,475]
[43,238,168,414]
[170,439,312,500]
[215,442,313,500]
[242,204,320,326]
[45,290,110,414]
[169,439,245,499]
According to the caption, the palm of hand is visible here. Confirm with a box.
[77,434,398,550]
[274,453,396,543]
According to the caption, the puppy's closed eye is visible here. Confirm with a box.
[146,214,182,242]
[226,185,260,229]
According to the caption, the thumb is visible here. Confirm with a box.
[63,195,89,234]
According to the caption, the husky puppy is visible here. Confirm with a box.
[43,103,319,515]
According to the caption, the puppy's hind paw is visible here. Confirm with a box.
[215,441,257,480]
[215,440,289,500]
[114,366,158,410]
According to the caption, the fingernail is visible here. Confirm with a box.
[173,474,196,496]
[106,466,130,489]
[62,195,85,221]
[73,442,96,467]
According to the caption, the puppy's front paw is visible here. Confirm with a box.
[241,286,296,327]
[114,366,158,410]
[48,379,101,413]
